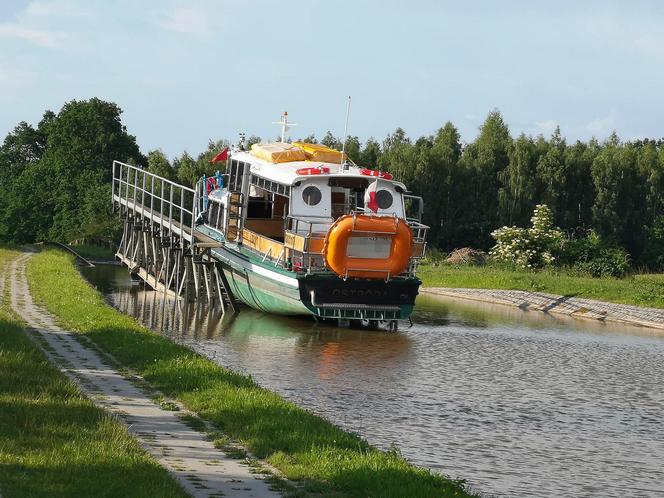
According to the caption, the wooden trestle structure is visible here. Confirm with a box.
[111,160,237,312]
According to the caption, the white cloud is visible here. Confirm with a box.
[0,24,56,47]
[161,8,210,36]
[585,109,617,134]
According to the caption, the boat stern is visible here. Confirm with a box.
[298,274,420,321]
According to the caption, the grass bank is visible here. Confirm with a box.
[419,264,664,309]
[27,248,474,498]
[0,248,187,498]
[66,243,116,260]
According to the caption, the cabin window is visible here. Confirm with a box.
[244,185,288,241]
[375,189,393,210]
[302,186,322,206]
[247,186,272,219]
[207,200,224,230]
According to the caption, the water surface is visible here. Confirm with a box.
[83,264,664,498]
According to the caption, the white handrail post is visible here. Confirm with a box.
[141,170,146,218]
[150,175,155,214]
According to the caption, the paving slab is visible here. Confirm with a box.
[9,252,282,498]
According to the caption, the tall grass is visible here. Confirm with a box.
[27,248,475,498]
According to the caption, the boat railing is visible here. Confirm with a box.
[284,215,330,273]
[284,213,428,276]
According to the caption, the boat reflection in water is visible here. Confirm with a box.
[82,264,664,498]
[95,265,415,377]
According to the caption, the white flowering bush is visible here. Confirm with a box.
[490,204,564,269]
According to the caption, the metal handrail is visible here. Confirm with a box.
[112,160,195,244]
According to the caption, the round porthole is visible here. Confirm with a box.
[375,189,393,210]
[302,185,322,206]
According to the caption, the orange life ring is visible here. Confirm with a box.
[323,214,413,279]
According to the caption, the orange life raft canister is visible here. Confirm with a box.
[323,214,413,279]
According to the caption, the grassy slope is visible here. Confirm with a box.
[67,243,116,260]
[419,264,664,309]
[27,248,473,498]
[0,248,187,498]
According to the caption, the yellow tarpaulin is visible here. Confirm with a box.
[250,142,307,163]
[293,142,346,164]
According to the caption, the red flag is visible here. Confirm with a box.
[210,147,229,163]
[364,179,380,213]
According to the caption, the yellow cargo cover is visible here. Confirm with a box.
[293,142,346,164]
[250,142,307,163]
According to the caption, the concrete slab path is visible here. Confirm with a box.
[422,287,664,330]
[9,252,282,498]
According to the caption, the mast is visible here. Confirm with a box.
[272,111,296,142]
[341,96,351,170]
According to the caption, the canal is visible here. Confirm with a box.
[82,264,664,498]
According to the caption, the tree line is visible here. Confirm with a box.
[0,100,662,270]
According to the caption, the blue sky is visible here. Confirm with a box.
[1,0,663,159]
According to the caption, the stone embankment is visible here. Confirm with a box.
[422,287,664,330]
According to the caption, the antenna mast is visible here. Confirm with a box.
[341,96,351,156]
[272,111,296,142]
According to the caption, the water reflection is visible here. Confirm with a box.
[82,264,664,498]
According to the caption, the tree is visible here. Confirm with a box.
[426,122,462,248]
[357,138,381,167]
[591,134,643,254]
[321,131,342,150]
[457,110,512,247]
[174,152,198,187]
[342,136,361,163]
[45,99,142,241]
[379,128,416,186]
[298,134,317,144]
[246,135,262,148]
[0,99,141,243]
[146,149,176,180]
[499,133,538,227]
[0,119,50,239]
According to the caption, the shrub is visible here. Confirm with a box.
[561,231,631,278]
[489,204,564,269]
[575,247,631,278]
[642,215,664,271]
[423,247,447,266]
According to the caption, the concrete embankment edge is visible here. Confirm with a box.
[421,287,664,331]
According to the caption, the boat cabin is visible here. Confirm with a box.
[198,143,427,280]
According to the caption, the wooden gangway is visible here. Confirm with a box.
[112,160,237,312]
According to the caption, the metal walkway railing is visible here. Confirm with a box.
[111,160,237,312]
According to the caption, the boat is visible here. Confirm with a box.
[192,115,429,328]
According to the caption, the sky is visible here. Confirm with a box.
[1,0,664,159]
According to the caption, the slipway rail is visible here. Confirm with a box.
[111,160,237,312]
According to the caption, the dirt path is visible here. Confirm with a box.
[9,252,281,498]
[422,287,664,330]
